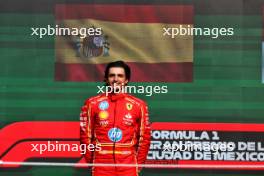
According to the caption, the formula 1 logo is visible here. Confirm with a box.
[108,128,122,142]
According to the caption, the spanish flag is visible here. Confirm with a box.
[55,4,193,82]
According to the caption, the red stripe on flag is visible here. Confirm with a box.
[55,62,193,82]
[55,4,193,24]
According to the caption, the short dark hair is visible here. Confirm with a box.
[104,60,131,81]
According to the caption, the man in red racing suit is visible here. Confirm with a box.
[80,61,151,176]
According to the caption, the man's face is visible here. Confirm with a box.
[106,67,128,92]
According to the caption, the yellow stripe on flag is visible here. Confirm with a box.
[55,19,193,64]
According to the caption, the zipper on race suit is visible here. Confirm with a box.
[113,101,117,170]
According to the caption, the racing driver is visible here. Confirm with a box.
[80,60,151,176]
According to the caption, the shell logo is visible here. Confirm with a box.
[99,111,109,120]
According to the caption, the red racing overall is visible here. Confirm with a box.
[80,93,151,176]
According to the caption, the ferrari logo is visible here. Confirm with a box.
[126,103,133,110]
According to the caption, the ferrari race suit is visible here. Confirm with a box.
[80,93,151,176]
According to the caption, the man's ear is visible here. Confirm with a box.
[124,79,129,85]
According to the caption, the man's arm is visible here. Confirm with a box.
[80,99,94,163]
[137,102,151,170]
